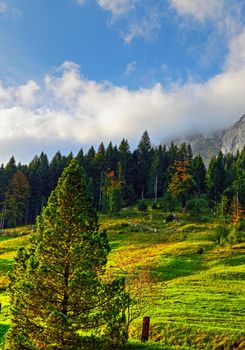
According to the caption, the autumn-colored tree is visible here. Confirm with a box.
[102,169,123,215]
[168,160,194,208]
[231,196,244,226]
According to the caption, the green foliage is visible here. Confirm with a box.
[159,191,177,212]
[0,205,245,349]
[151,202,158,210]
[187,195,210,216]
[168,160,195,208]
[101,170,123,215]
[212,224,229,244]
[109,184,123,215]
[4,171,30,227]
[138,201,148,212]
[136,131,153,199]
[4,160,128,350]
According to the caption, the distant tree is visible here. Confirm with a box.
[118,139,131,182]
[192,155,207,194]
[75,146,84,167]
[49,151,67,190]
[208,152,225,203]
[4,160,128,350]
[231,196,244,227]
[0,164,8,202]
[213,195,230,244]
[102,169,123,215]
[105,142,119,171]
[178,143,192,163]
[38,152,50,203]
[168,160,194,208]
[5,156,17,180]
[187,195,210,217]
[138,201,148,213]
[157,145,170,196]
[4,171,30,227]
[136,131,153,199]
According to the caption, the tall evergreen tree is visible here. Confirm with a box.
[208,151,225,203]
[5,156,17,181]
[4,159,127,350]
[192,155,206,194]
[136,131,152,199]
[4,171,30,227]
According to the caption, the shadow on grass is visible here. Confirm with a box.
[126,342,164,350]
[154,254,203,281]
[222,253,245,267]
[0,324,9,345]
[0,259,13,275]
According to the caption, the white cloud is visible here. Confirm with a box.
[224,29,245,70]
[124,61,137,76]
[170,0,244,68]
[170,0,243,36]
[96,0,136,16]
[170,0,222,22]
[0,1,20,17]
[0,29,245,163]
[94,0,162,43]
[0,2,7,13]
[123,7,161,43]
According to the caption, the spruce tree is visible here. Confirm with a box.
[136,131,152,199]
[4,159,127,350]
[4,171,30,227]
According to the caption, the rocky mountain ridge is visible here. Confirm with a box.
[165,114,245,164]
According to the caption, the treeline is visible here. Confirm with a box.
[0,130,244,227]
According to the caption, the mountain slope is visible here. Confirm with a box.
[221,114,245,155]
[165,114,245,164]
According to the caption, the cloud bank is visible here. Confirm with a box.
[0,25,244,164]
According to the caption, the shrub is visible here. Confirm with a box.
[187,196,210,216]
[138,201,148,212]
[152,202,158,210]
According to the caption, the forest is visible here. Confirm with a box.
[0,130,244,229]
[0,131,244,349]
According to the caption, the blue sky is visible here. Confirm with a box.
[0,0,245,163]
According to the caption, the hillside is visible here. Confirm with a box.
[0,205,244,349]
[165,114,245,164]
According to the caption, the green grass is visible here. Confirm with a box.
[0,206,244,349]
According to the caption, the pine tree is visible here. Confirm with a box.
[192,155,206,194]
[4,171,30,227]
[4,160,127,350]
[208,152,225,203]
[136,131,152,199]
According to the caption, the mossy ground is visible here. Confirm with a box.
[0,204,244,349]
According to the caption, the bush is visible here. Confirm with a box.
[196,246,204,254]
[152,202,158,210]
[138,201,148,212]
[212,224,229,244]
[166,213,178,223]
[187,196,210,216]
[159,191,177,212]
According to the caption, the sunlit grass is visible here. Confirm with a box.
[0,208,244,349]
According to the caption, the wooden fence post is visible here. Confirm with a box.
[141,316,150,342]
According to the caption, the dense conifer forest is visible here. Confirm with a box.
[0,130,244,229]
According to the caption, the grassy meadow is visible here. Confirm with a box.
[0,203,244,349]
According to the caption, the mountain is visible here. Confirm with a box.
[221,114,245,155]
[164,114,245,165]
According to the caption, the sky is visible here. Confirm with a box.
[0,0,245,164]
